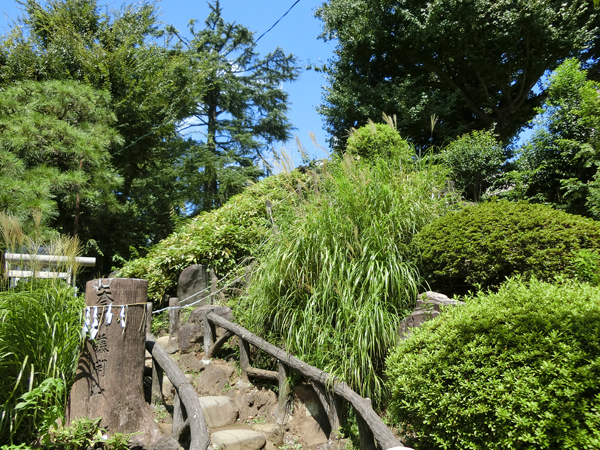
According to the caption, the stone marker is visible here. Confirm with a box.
[67,278,160,445]
[177,264,210,307]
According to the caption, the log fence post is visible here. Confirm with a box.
[356,398,377,450]
[210,268,217,305]
[169,297,180,350]
[172,391,185,438]
[239,337,251,384]
[203,313,216,362]
[67,278,160,445]
[276,361,291,424]
[311,381,345,433]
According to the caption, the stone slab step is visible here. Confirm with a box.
[198,396,239,428]
[211,429,266,450]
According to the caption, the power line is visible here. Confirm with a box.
[255,0,302,43]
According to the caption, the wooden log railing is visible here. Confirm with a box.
[202,309,412,450]
[146,333,210,450]
[145,304,210,450]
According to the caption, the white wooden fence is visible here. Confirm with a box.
[3,253,96,287]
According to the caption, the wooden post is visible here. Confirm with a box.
[172,391,185,439]
[168,297,180,349]
[210,268,217,305]
[239,338,251,384]
[356,399,377,450]
[145,302,153,334]
[203,313,216,362]
[311,381,345,433]
[67,278,160,445]
[276,361,291,424]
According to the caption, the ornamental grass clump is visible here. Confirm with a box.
[386,277,600,449]
[0,215,84,444]
[239,145,452,405]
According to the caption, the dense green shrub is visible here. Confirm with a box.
[238,151,452,405]
[414,200,600,296]
[346,121,412,162]
[0,280,84,444]
[118,171,306,305]
[386,277,600,449]
[441,130,506,202]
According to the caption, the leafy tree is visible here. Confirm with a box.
[516,59,600,216]
[0,0,211,269]
[316,0,598,150]
[175,0,300,214]
[0,80,122,238]
[441,130,506,202]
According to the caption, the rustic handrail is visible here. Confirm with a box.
[146,332,210,450]
[204,311,412,450]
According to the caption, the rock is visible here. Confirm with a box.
[211,430,266,450]
[145,437,184,450]
[178,305,234,353]
[399,291,465,339]
[178,352,205,373]
[156,335,178,354]
[252,423,283,448]
[234,388,278,423]
[281,384,330,446]
[198,396,239,427]
[178,322,203,353]
[189,305,234,323]
[178,264,210,307]
[415,291,465,311]
[195,361,236,396]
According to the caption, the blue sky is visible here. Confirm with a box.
[0,0,335,164]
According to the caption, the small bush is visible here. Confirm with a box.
[385,277,600,449]
[440,130,506,202]
[346,121,412,163]
[414,200,600,296]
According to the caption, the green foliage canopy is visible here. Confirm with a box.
[118,171,306,305]
[0,80,122,236]
[0,0,211,269]
[176,0,300,214]
[386,277,600,449]
[345,119,412,162]
[441,130,506,202]
[516,59,600,217]
[316,0,598,149]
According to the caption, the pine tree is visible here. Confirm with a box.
[177,0,299,213]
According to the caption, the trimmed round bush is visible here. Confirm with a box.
[346,122,412,162]
[414,200,600,296]
[386,277,600,449]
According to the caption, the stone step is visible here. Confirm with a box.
[210,429,266,450]
[198,396,239,428]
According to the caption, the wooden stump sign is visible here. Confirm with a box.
[66,278,160,444]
